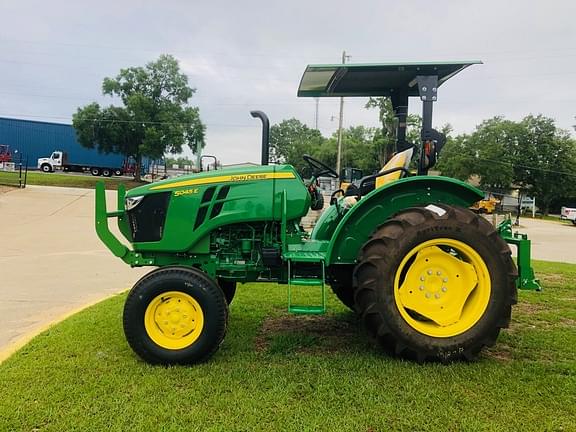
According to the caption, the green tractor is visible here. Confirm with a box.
[96,61,540,365]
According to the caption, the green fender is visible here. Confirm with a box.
[324,176,484,265]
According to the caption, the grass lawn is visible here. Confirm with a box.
[0,171,144,190]
[0,261,574,431]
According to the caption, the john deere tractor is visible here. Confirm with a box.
[96,61,540,365]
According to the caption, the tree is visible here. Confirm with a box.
[513,115,576,214]
[269,118,325,173]
[327,126,382,174]
[437,115,576,215]
[73,54,205,180]
[165,156,195,169]
[365,97,421,162]
[436,134,477,181]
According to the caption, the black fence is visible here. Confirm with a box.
[0,153,28,188]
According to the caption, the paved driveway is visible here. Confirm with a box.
[515,217,576,264]
[0,185,147,356]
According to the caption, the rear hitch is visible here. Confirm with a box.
[497,216,541,291]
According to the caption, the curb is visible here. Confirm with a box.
[0,291,126,365]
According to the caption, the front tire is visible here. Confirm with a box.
[41,164,52,173]
[354,205,517,362]
[123,266,228,365]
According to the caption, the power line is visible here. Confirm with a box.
[457,155,576,178]
[0,113,260,128]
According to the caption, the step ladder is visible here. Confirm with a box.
[287,258,326,315]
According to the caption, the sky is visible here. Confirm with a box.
[0,0,575,165]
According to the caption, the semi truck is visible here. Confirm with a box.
[37,150,134,177]
[561,206,576,225]
[0,144,11,162]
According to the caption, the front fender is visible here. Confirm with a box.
[325,176,483,265]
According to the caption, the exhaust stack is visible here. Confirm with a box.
[250,110,270,165]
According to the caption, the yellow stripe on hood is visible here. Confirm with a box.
[150,172,295,190]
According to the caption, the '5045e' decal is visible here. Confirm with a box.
[173,188,199,197]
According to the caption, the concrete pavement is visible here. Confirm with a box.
[0,185,147,359]
[515,217,576,264]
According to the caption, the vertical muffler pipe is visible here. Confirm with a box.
[250,110,270,165]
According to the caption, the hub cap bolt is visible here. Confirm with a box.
[419,285,425,291]
[427,270,433,275]
[435,293,441,299]
[437,271,442,276]
[443,278,448,283]
[442,286,447,292]
[425,293,431,299]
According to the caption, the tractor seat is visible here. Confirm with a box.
[375,147,414,188]
[346,147,414,197]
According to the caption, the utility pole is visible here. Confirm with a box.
[314,97,319,129]
[336,50,350,176]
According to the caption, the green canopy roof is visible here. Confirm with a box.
[297,61,481,97]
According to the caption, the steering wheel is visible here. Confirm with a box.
[303,154,338,179]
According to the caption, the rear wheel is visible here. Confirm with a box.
[102,168,112,177]
[330,282,355,311]
[123,266,228,365]
[113,169,123,176]
[90,167,101,176]
[327,265,356,311]
[354,204,517,362]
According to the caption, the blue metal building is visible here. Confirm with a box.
[0,117,126,168]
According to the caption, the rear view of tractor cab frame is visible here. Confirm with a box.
[95,61,540,366]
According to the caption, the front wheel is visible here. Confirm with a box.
[354,204,517,362]
[123,266,228,365]
[41,164,52,173]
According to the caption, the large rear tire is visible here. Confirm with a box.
[354,204,517,362]
[123,266,228,365]
[327,265,356,311]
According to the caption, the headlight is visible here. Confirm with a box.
[125,195,144,211]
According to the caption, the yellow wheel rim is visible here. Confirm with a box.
[144,291,204,350]
[393,238,491,338]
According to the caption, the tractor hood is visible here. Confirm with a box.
[126,164,301,197]
[122,163,311,253]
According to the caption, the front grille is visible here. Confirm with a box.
[128,192,171,242]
